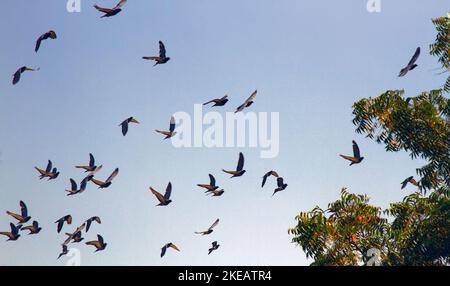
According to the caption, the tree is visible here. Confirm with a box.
[289,13,450,266]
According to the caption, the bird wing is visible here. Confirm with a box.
[236,152,244,171]
[235,103,246,113]
[105,168,119,183]
[142,56,161,60]
[169,116,176,133]
[339,154,356,162]
[212,241,218,247]
[401,179,408,189]
[86,220,92,233]
[95,216,102,224]
[164,182,172,200]
[156,130,171,136]
[6,211,23,222]
[221,95,228,100]
[89,153,95,167]
[159,41,166,58]
[86,240,101,249]
[94,5,114,13]
[12,69,21,85]
[203,99,215,105]
[121,121,129,136]
[160,245,167,257]
[113,0,127,9]
[209,174,216,186]
[277,177,284,187]
[97,235,104,245]
[70,179,77,191]
[244,90,257,105]
[20,201,28,217]
[46,160,53,173]
[169,243,180,251]
[35,34,44,52]
[352,141,361,158]
[408,47,420,66]
[209,219,219,230]
[33,221,39,228]
[261,172,270,187]
[150,188,165,204]
[80,175,92,190]
[90,178,105,187]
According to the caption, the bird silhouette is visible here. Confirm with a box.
[120,117,139,136]
[143,41,171,66]
[399,47,420,77]
[12,66,39,85]
[340,141,364,165]
[272,177,288,196]
[35,30,57,52]
[6,201,31,225]
[197,174,219,191]
[261,170,279,188]
[156,116,177,139]
[160,242,180,257]
[22,221,42,235]
[195,219,219,235]
[222,152,246,177]
[235,90,257,113]
[401,176,418,189]
[76,153,102,174]
[65,231,84,243]
[0,223,21,241]
[150,182,172,206]
[94,0,127,18]
[203,95,229,107]
[57,244,69,259]
[208,241,220,255]
[85,216,102,233]
[91,168,119,189]
[66,175,93,196]
[35,160,59,180]
[55,215,72,234]
[86,234,107,252]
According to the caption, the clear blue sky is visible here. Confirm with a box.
[0,0,447,265]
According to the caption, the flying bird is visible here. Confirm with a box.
[235,90,257,113]
[272,177,288,196]
[0,223,21,241]
[205,189,225,197]
[261,170,279,188]
[155,116,176,139]
[339,141,364,165]
[35,160,59,180]
[35,30,57,52]
[150,182,172,206]
[143,41,171,66]
[66,175,93,196]
[120,117,139,136]
[76,153,102,174]
[160,242,180,257]
[12,66,39,85]
[86,234,107,252]
[399,47,420,77]
[6,201,31,225]
[197,174,219,191]
[222,152,246,177]
[22,221,42,235]
[94,0,127,18]
[195,219,219,235]
[203,95,229,107]
[65,231,84,243]
[91,168,119,189]
[55,215,72,234]
[208,241,220,255]
[85,216,102,233]
[401,176,418,189]
[58,245,69,259]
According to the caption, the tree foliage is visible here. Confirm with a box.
[289,13,450,266]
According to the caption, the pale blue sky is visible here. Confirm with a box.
[0,0,448,265]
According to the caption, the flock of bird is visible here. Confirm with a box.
[3,0,423,263]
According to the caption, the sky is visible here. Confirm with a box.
[0,0,448,266]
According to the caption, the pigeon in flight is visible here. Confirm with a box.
[340,141,364,165]
[208,241,220,255]
[401,176,418,189]
[150,182,173,206]
[143,41,171,66]
[222,152,246,178]
[197,174,219,191]
[235,90,257,113]
[55,215,72,234]
[0,223,21,241]
[203,95,229,107]
[160,242,180,257]
[35,30,57,52]
[94,0,127,18]
[91,168,119,189]
[35,160,59,180]
[6,201,31,225]
[195,219,220,236]
[120,117,139,136]
[22,221,42,235]
[85,216,102,233]
[156,116,177,139]
[66,175,93,196]
[12,66,39,85]
[261,170,279,188]
[65,231,84,243]
[399,47,420,77]
[58,244,69,259]
[272,177,288,196]
[86,234,107,252]
[76,153,102,174]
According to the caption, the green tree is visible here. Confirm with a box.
[289,14,450,266]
